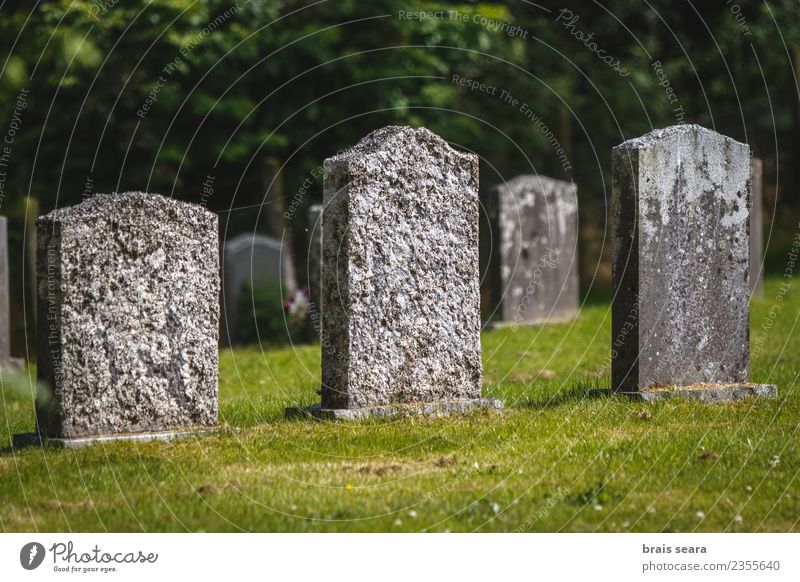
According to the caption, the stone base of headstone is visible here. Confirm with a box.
[12,427,218,449]
[286,398,503,421]
[618,383,777,404]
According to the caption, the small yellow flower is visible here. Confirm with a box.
[346,483,354,491]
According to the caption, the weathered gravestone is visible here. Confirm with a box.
[488,175,579,325]
[307,204,323,313]
[221,233,282,345]
[288,126,502,419]
[0,216,21,371]
[14,192,219,447]
[611,125,776,402]
[0,216,25,373]
[750,157,764,297]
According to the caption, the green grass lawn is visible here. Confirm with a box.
[1,275,797,532]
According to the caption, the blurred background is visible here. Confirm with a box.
[1,0,799,355]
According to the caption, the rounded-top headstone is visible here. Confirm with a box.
[221,232,283,345]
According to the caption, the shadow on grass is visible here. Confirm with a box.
[581,287,612,307]
[515,378,616,410]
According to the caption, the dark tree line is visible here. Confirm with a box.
[2,0,799,352]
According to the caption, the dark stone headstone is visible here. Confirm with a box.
[0,217,10,367]
[611,125,775,401]
[307,204,323,314]
[221,233,282,345]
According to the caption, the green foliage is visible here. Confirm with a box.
[2,0,796,216]
[236,282,311,346]
[235,281,287,346]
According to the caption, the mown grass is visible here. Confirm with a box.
[0,275,797,532]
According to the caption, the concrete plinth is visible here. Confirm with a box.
[620,383,777,403]
[12,427,217,449]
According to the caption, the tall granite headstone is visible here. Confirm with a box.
[221,233,282,345]
[288,126,501,419]
[611,125,775,402]
[17,192,219,446]
[749,157,764,297]
[488,175,579,325]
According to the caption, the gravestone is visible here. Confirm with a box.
[288,126,501,419]
[14,192,219,447]
[611,125,775,402]
[488,175,579,325]
[307,204,323,313]
[221,233,282,345]
[749,158,764,297]
[0,215,28,371]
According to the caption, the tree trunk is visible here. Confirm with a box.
[25,195,38,356]
[792,45,800,196]
[262,157,297,294]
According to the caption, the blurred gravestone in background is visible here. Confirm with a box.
[218,155,308,347]
[4,197,39,361]
[0,217,14,369]
[307,203,323,317]
[221,233,283,346]
[486,175,579,326]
